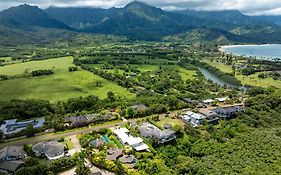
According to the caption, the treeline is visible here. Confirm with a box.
[31,69,54,76]
[179,58,242,86]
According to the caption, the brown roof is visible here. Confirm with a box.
[106,148,122,161]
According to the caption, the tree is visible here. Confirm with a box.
[75,152,90,175]
[107,91,116,102]
[0,130,4,141]
[25,124,36,137]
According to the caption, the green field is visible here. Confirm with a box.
[0,56,73,76]
[0,57,135,102]
[204,60,281,88]
[156,117,185,128]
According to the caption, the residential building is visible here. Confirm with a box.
[90,138,105,148]
[198,108,218,119]
[0,118,45,135]
[0,160,24,174]
[203,99,214,105]
[64,114,100,127]
[130,104,148,111]
[0,146,26,161]
[118,155,137,168]
[181,111,206,127]
[139,122,176,143]
[32,141,65,160]
[106,148,123,161]
[214,105,244,118]
[113,128,149,152]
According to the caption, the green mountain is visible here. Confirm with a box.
[0,4,71,30]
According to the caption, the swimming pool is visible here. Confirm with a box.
[102,135,110,143]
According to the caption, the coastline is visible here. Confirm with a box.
[218,44,277,52]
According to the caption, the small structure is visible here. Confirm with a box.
[90,138,105,148]
[215,97,228,103]
[130,104,148,112]
[139,123,176,143]
[118,155,137,168]
[181,111,206,127]
[0,118,45,135]
[106,148,123,161]
[0,160,24,174]
[32,141,65,160]
[64,114,100,127]
[0,146,26,161]
[203,99,214,105]
[198,108,217,119]
[113,128,149,152]
[180,98,193,104]
[214,105,244,118]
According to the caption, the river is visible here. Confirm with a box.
[198,67,247,90]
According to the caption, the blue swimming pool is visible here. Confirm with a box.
[102,135,110,143]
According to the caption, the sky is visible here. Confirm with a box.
[1,0,281,15]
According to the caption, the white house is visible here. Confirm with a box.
[181,111,206,127]
[113,128,149,152]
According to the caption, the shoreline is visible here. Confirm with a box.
[218,44,278,52]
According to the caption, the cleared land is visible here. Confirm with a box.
[0,56,73,76]
[0,57,135,102]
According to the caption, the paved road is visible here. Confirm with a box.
[0,120,135,149]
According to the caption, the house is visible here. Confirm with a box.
[64,114,100,127]
[181,111,206,127]
[0,118,45,135]
[197,108,218,119]
[130,104,148,112]
[139,123,176,143]
[106,148,123,161]
[0,160,24,174]
[90,138,105,148]
[113,128,149,152]
[32,141,65,160]
[0,146,26,161]
[214,105,244,118]
[215,97,228,103]
[118,155,137,168]
[180,98,193,104]
[203,99,214,105]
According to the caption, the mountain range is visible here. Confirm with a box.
[1,1,281,45]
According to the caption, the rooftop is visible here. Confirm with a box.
[32,141,64,160]
[0,146,25,160]
[106,148,122,161]
[0,118,45,135]
[0,160,24,173]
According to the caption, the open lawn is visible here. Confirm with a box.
[237,73,281,88]
[0,56,73,76]
[0,70,135,102]
[156,117,185,128]
[203,60,233,73]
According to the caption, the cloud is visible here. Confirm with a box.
[1,0,281,15]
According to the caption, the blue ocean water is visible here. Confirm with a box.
[223,44,281,60]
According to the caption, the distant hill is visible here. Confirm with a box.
[0,4,71,30]
[176,10,271,27]
[253,16,281,26]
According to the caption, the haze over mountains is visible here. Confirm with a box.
[1,1,281,45]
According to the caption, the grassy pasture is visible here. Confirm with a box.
[0,56,73,76]
[0,57,135,102]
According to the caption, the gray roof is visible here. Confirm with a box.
[32,141,64,158]
[106,148,122,161]
[139,123,175,142]
[0,118,45,135]
[215,105,244,115]
[0,146,25,160]
[198,108,217,118]
[130,104,148,111]
[64,114,99,126]
[118,155,136,164]
[90,138,104,148]
[0,160,24,173]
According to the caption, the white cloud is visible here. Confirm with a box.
[1,0,281,15]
